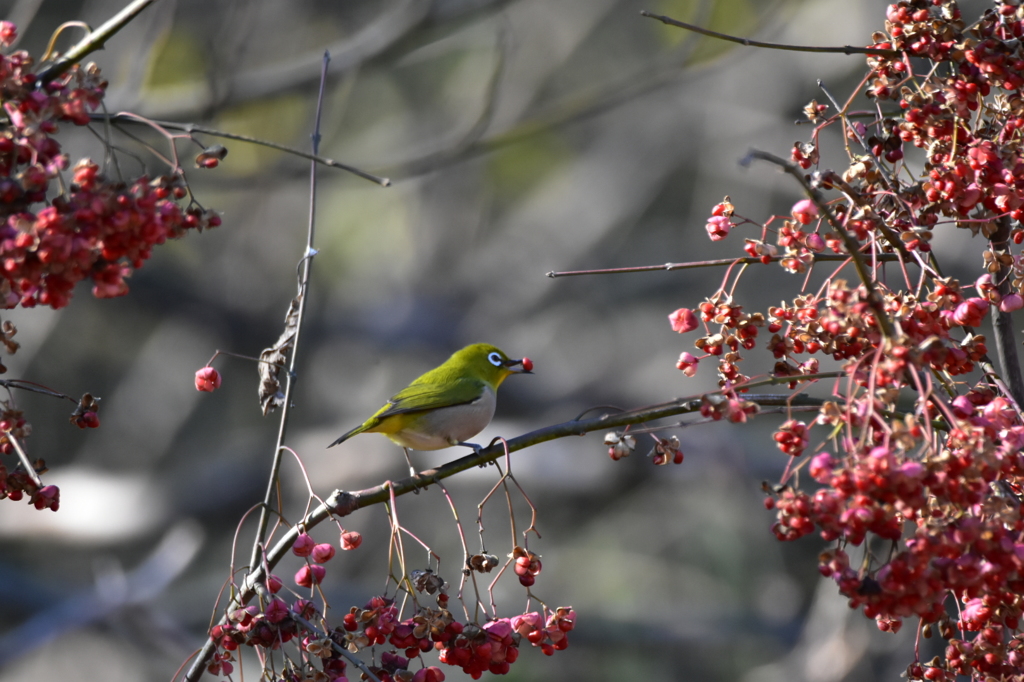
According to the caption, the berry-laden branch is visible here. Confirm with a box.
[0,10,229,520]
[185,43,578,681]
[741,149,897,340]
[0,333,102,513]
[0,20,219,310]
[317,377,837,511]
[197,69,368,680]
[182,377,831,681]
[625,2,1024,680]
[182,3,1024,682]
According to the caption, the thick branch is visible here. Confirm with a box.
[989,217,1024,406]
[36,0,158,84]
[184,373,836,679]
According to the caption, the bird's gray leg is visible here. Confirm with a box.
[456,441,483,455]
[402,447,417,478]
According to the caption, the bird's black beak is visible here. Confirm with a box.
[505,357,534,374]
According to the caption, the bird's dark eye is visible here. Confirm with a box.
[488,352,503,367]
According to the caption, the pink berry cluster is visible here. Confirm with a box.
[764,408,1024,679]
[207,590,576,681]
[511,545,542,587]
[855,0,1024,251]
[207,595,312,677]
[0,463,58,511]
[436,618,520,678]
[603,430,684,465]
[0,388,97,513]
[337,594,575,679]
[509,607,576,657]
[208,568,355,681]
[667,1,1024,679]
[0,401,29,455]
[0,401,58,511]
[0,21,219,309]
[68,391,100,429]
[367,650,444,682]
[216,598,302,649]
[203,520,573,681]
[434,607,576,678]
[340,595,458,677]
[291,530,361,588]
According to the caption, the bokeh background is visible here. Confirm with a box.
[0,0,994,680]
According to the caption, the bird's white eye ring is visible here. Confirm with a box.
[488,352,503,367]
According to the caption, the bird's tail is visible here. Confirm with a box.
[327,424,367,449]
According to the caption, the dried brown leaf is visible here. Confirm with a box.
[259,295,300,415]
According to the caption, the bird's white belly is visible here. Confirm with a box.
[389,387,497,450]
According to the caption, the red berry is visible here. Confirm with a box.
[194,366,222,392]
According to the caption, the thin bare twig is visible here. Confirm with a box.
[7,433,41,488]
[95,113,391,186]
[185,50,331,682]
[742,149,896,339]
[246,50,330,575]
[0,379,77,402]
[546,253,900,278]
[639,11,899,57]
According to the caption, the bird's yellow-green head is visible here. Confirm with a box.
[448,343,533,389]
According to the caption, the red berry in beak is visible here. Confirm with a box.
[521,357,533,372]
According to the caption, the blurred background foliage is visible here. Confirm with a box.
[0,0,988,680]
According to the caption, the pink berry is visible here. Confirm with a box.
[340,530,363,550]
[292,533,315,557]
[294,564,325,588]
[311,543,336,563]
[194,366,222,392]
[668,308,699,333]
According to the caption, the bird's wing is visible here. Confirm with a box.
[327,371,486,448]
[371,377,486,420]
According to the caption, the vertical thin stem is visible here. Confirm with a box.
[7,433,42,488]
[246,50,330,586]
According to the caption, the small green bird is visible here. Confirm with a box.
[328,343,533,473]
